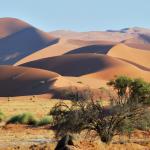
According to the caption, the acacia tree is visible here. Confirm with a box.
[50,76,150,143]
[108,76,150,104]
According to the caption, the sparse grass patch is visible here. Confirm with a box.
[0,111,5,122]
[7,113,38,126]
[38,115,53,126]
[6,112,54,126]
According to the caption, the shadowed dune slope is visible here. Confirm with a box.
[20,53,150,81]
[20,54,120,76]
[0,17,58,65]
[64,40,114,55]
[14,38,115,66]
[14,38,80,66]
[107,43,150,70]
[0,65,59,96]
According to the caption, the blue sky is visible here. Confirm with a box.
[0,0,150,31]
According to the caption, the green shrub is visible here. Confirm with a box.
[7,113,38,125]
[107,76,150,104]
[0,111,5,122]
[38,116,53,126]
[7,115,21,124]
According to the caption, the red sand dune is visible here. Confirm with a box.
[0,65,104,98]
[0,65,59,96]
[0,18,149,98]
[19,53,150,82]
[107,43,150,70]
[14,38,115,66]
[0,18,30,39]
[0,17,58,65]
[14,38,80,66]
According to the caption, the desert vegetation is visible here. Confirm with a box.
[38,115,53,126]
[50,76,150,143]
[59,86,108,101]
[7,113,38,125]
[0,111,5,122]
[7,113,53,126]
[0,15,150,149]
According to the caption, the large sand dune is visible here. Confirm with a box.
[15,38,114,66]
[0,18,31,39]
[0,65,59,96]
[0,65,100,97]
[107,43,150,70]
[0,18,58,65]
[14,38,80,66]
[20,53,150,81]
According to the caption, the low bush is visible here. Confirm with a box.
[7,113,38,125]
[38,115,53,126]
[59,86,104,101]
[117,118,134,135]
[60,87,93,101]
[135,110,150,131]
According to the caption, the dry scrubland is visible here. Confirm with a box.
[0,18,150,149]
[0,97,150,150]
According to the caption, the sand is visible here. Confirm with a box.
[0,65,59,96]
[0,97,150,150]
[0,17,57,65]
[107,43,150,70]
[0,18,150,150]
[19,53,150,81]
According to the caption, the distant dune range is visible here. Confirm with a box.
[50,29,150,50]
[0,18,150,97]
[50,30,133,42]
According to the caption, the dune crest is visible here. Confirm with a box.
[107,43,150,70]
[0,18,31,39]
